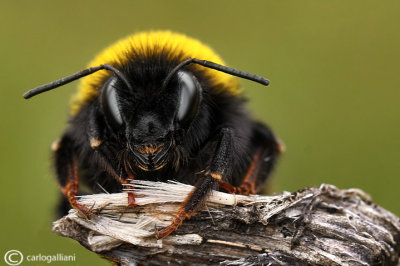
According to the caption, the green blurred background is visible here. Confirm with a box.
[1,1,399,265]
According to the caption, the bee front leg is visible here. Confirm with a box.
[54,135,92,218]
[118,177,137,207]
[92,144,137,207]
[88,109,137,207]
[156,128,233,239]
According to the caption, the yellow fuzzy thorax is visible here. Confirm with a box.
[70,31,240,115]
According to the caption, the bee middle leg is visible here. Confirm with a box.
[155,128,234,239]
[217,147,268,195]
[54,135,93,218]
[218,122,283,195]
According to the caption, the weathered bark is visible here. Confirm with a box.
[52,181,400,265]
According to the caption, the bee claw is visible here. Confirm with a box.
[195,168,210,175]
[127,192,137,207]
[154,224,166,239]
[74,203,94,219]
[154,226,160,238]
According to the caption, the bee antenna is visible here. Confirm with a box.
[23,64,133,99]
[192,58,270,86]
[162,58,269,90]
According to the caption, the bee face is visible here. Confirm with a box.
[100,61,202,171]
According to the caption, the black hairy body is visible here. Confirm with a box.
[26,32,282,238]
[64,56,277,189]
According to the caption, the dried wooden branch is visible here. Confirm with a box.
[52,181,400,265]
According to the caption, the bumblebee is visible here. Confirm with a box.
[24,31,283,239]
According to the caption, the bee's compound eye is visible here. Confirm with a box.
[101,77,123,128]
[177,71,201,126]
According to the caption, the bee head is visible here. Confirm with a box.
[100,60,202,171]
